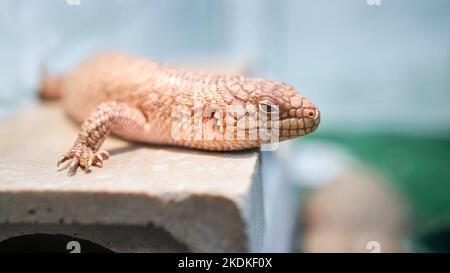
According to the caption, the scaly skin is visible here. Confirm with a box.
[49,52,320,175]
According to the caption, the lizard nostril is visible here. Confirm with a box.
[308,111,315,118]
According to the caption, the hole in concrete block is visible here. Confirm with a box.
[0,233,113,253]
[0,223,190,252]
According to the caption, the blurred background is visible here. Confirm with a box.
[0,0,449,252]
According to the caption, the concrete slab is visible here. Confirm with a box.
[0,103,262,252]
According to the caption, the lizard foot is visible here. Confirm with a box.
[57,143,109,176]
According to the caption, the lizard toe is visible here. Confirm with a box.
[58,145,108,175]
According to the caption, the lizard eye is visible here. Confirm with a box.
[259,102,279,114]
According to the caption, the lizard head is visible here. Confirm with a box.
[204,78,320,149]
[252,80,320,141]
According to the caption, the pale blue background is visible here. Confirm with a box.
[1,0,449,134]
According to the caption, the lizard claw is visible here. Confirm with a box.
[93,154,104,167]
[57,143,109,175]
[67,159,79,176]
[84,157,93,173]
[57,154,69,168]
[96,151,109,161]
[100,150,110,160]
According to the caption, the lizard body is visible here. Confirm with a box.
[42,52,320,175]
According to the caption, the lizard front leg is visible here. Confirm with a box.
[58,101,148,175]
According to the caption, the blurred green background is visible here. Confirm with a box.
[312,132,450,226]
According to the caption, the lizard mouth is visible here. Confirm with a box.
[277,107,320,139]
[313,109,320,120]
[310,110,321,132]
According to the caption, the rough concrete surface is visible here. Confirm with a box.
[0,103,262,252]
